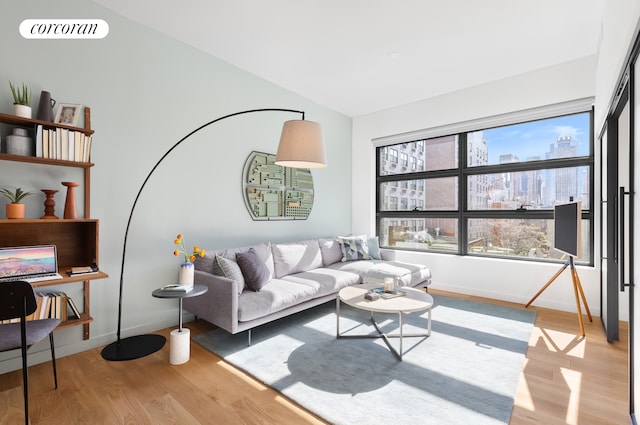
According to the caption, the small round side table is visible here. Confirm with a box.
[152,284,208,365]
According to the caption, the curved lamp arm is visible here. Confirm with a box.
[103,108,310,361]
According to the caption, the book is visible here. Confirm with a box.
[66,296,81,319]
[43,128,49,158]
[66,265,99,276]
[68,130,75,161]
[61,128,69,160]
[160,284,189,293]
[84,135,92,162]
[35,125,43,158]
[56,127,62,159]
[74,131,82,162]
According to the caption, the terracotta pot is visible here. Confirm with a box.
[6,203,25,219]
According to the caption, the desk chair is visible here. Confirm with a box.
[0,281,60,425]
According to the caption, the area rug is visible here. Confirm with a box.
[193,294,536,425]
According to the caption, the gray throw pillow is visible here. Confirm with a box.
[212,255,245,294]
[236,248,271,291]
[368,236,382,260]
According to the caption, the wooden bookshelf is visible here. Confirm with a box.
[0,110,105,339]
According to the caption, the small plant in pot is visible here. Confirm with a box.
[9,81,32,119]
[1,187,34,219]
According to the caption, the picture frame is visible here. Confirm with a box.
[54,103,82,126]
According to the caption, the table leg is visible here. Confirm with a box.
[398,312,403,360]
[336,297,341,337]
[178,297,183,332]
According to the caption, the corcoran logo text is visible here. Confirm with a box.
[20,19,109,39]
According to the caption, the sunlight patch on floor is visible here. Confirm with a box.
[533,327,586,358]
[560,368,582,425]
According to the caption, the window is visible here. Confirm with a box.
[376,110,593,263]
[400,152,408,167]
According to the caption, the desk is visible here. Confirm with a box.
[152,284,208,364]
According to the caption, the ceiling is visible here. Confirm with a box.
[93,0,604,117]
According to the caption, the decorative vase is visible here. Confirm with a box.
[178,262,194,289]
[6,128,34,156]
[36,91,56,122]
[6,203,25,219]
[14,104,31,119]
[41,189,58,219]
[62,181,79,219]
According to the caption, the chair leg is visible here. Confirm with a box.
[49,333,58,389]
[20,323,29,425]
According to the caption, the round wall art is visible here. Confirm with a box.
[242,151,314,220]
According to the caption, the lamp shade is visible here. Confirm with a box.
[275,120,327,168]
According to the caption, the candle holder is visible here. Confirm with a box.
[41,189,59,219]
[62,181,79,219]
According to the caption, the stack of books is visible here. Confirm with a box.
[35,125,93,163]
[0,291,82,323]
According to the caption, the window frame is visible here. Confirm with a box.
[375,106,595,265]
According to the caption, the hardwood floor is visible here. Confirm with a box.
[0,290,629,425]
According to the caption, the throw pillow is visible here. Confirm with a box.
[318,237,343,266]
[368,236,382,260]
[272,240,322,278]
[337,235,370,261]
[236,248,271,291]
[212,255,245,294]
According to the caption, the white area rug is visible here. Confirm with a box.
[194,294,536,425]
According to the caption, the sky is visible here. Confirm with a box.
[479,112,591,164]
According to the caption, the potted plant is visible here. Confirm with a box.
[1,187,34,219]
[9,81,32,118]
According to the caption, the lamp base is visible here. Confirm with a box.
[101,334,166,361]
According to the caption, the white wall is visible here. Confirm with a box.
[352,57,605,316]
[0,0,352,371]
[595,1,640,132]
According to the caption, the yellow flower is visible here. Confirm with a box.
[172,234,204,263]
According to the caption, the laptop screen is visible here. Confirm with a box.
[0,245,58,279]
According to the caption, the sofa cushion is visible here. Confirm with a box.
[212,255,245,294]
[281,268,361,298]
[318,237,343,266]
[238,278,319,322]
[272,239,323,278]
[337,235,370,261]
[364,261,432,287]
[236,249,271,291]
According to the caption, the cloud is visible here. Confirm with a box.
[552,125,581,138]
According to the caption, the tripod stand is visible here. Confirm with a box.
[526,256,592,336]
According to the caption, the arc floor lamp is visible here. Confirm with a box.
[101,108,326,361]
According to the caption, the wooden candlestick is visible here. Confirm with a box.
[62,182,80,219]
[41,189,59,219]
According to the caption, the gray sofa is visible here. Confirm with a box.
[183,236,431,342]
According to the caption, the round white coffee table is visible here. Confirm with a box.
[336,283,433,360]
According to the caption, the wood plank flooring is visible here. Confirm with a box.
[0,290,629,424]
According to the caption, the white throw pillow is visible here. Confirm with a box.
[272,239,322,278]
